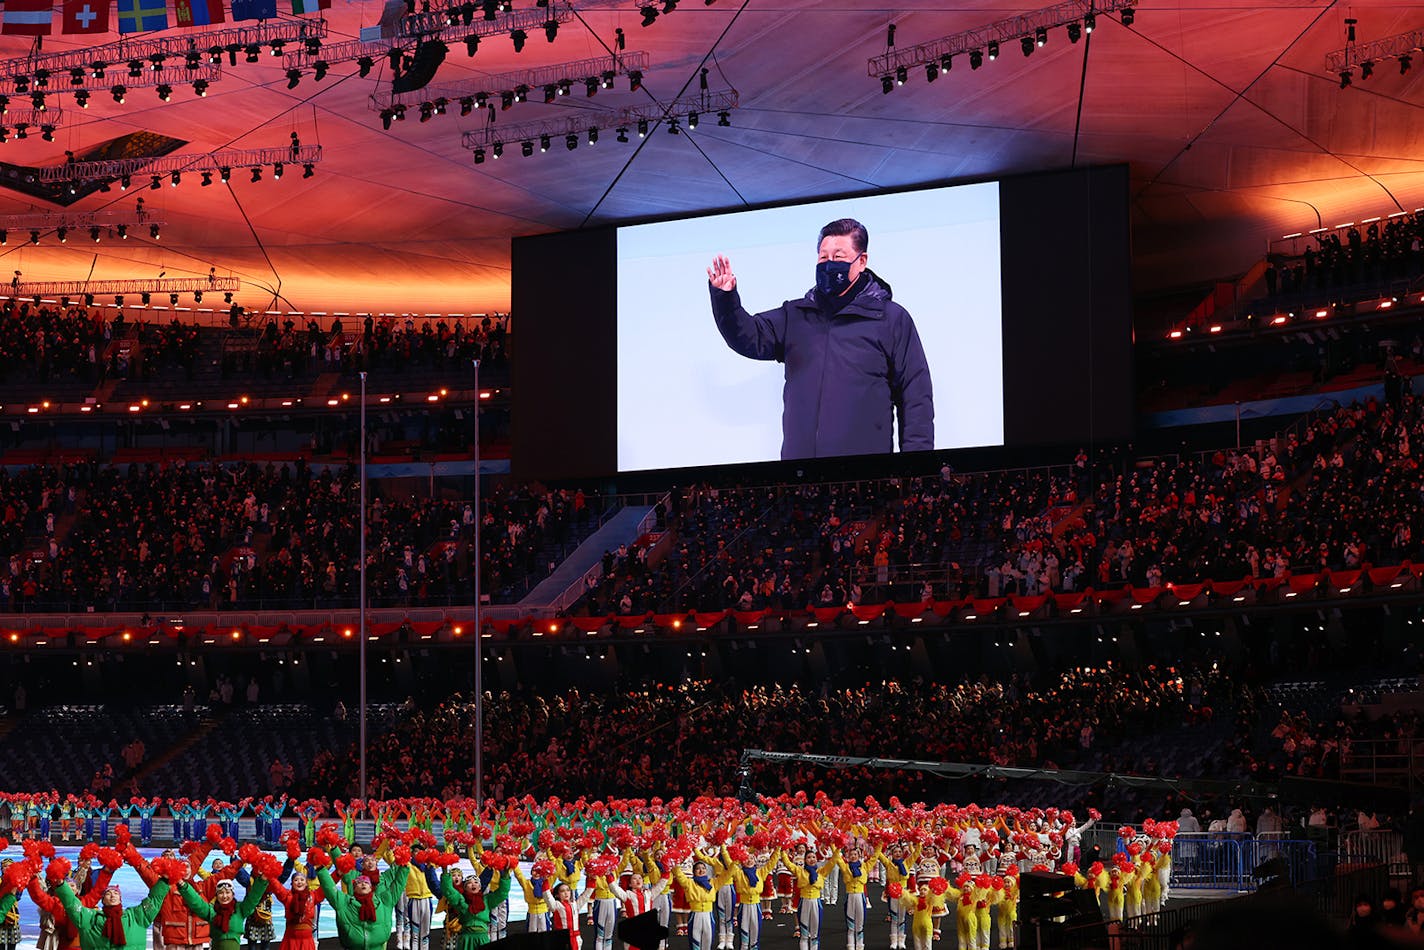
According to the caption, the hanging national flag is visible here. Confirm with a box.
[173,0,221,25]
[230,0,275,20]
[2,0,55,35]
[61,0,109,33]
[116,0,167,31]
[290,0,328,14]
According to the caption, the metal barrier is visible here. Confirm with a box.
[1342,829,1409,879]
[1169,834,1318,891]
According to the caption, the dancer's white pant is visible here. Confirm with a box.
[688,911,714,950]
[653,892,671,950]
[910,928,933,950]
[398,897,434,950]
[528,911,553,933]
[593,898,618,950]
[714,887,736,948]
[492,899,509,941]
[797,899,822,950]
[843,895,867,950]
[887,898,909,949]
[735,902,760,950]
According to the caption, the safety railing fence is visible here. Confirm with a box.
[1169,833,1318,892]
[1342,828,1410,880]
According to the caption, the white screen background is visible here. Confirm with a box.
[616,182,1004,472]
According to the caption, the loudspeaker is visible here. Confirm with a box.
[391,40,447,93]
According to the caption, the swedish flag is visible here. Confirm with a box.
[117,0,168,32]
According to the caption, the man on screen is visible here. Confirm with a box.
[707,218,934,460]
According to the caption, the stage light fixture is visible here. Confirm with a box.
[473,147,485,164]
[171,171,180,187]
[1401,54,1413,74]
[640,5,657,26]
[1361,59,1374,79]
[587,127,598,144]
[358,57,374,77]
[273,162,283,179]
[1067,21,1082,42]
[201,171,213,186]
[149,176,161,190]
[637,118,648,137]
[90,227,101,242]
[28,230,38,245]
[717,111,730,126]
[1021,35,1034,56]
[250,167,262,182]
[667,116,680,134]
[69,67,84,85]
[511,28,527,52]
[585,77,598,96]
[492,141,503,158]
[602,70,616,89]
[286,69,302,89]
[545,18,558,41]
[565,133,577,150]
[895,65,907,85]
[687,111,698,129]
[116,224,128,239]
[1036,26,1048,46]
[616,127,629,142]
[420,100,436,120]
[56,227,66,243]
[970,49,983,68]
[302,163,314,178]
[539,133,549,152]
[460,96,473,115]
[925,62,938,82]
[92,63,107,79]
[520,140,533,157]
[629,70,643,91]
[219,167,231,182]
[245,44,261,62]
[31,93,45,111]
[1339,69,1353,88]
[40,125,54,142]
[127,60,143,78]
[111,84,126,103]
[381,109,395,130]
[194,291,202,302]
[881,75,893,94]
[156,84,173,101]
[1120,6,1134,26]
[513,86,527,102]
[120,175,131,189]
[193,79,209,97]
[988,40,999,60]
[543,84,556,104]
[14,125,27,140]
[141,292,150,303]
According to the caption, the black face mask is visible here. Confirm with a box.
[815,260,854,297]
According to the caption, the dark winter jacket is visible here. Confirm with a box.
[710,276,934,460]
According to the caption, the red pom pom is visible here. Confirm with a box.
[78,843,99,862]
[482,853,508,872]
[433,853,461,868]
[1087,809,1102,821]
[308,848,332,869]
[206,824,223,845]
[45,857,71,886]
[97,849,123,872]
[0,838,9,853]
[531,859,555,878]
[286,840,302,860]
[334,853,356,877]
[220,838,238,856]
[115,826,131,849]
[928,876,949,896]
[886,881,903,900]
[1061,862,1079,877]
[238,843,261,865]
[1118,826,1135,841]
[392,845,412,867]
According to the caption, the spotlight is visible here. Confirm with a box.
[585,77,598,96]
[717,111,730,126]
[601,70,615,89]
[513,86,527,102]
[116,224,127,239]
[460,96,473,115]
[193,79,208,97]
[616,127,629,142]
[381,108,394,130]
[886,22,896,47]
[925,62,938,82]
[167,292,178,306]
[0,95,7,113]
[481,0,495,18]
[305,36,321,55]
[302,163,314,178]
[28,230,38,245]
[988,40,999,60]
[170,171,180,187]
[492,141,503,158]
[420,100,436,120]
[156,84,172,101]
[510,28,527,52]
[1021,36,1034,56]
[85,293,93,305]
[565,133,577,150]
[588,127,598,144]
[250,167,262,182]
[120,175,131,190]
[358,56,374,77]
[544,18,557,41]
[700,66,709,90]
[149,175,161,190]
[219,167,231,182]
[69,67,84,85]
[127,60,143,78]
[637,118,648,137]
[56,227,67,243]
[667,116,680,134]
[245,44,261,62]
[148,54,165,70]
[895,65,907,85]
[286,69,302,89]
[543,84,556,104]
[661,0,676,11]
[1085,12,1097,31]
[201,170,213,186]
[629,70,643,91]
[1345,16,1356,41]
[223,291,232,302]
[881,75,893,94]
[92,62,106,79]
[313,60,328,81]
[1401,54,1413,74]
[269,39,284,57]
[539,133,549,152]
[89,227,100,242]
[273,162,283,179]
[14,124,26,140]
[687,111,698,129]
[194,291,202,302]
[500,91,514,110]
[473,146,486,164]
[1339,69,1353,88]
[0,231,6,245]
[970,49,983,69]
[1120,6,1134,26]
[185,51,200,69]
[1067,21,1082,42]
[40,125,53,142]
[30,92,45,111]
[1036,26,1048,46]
[557,79,570,96]
[640,5,657,26]
[111,84,126,103]
[1361,60,1374,79]
[941,53,953,72]
[615,26,625,50]
[520,140,533,157]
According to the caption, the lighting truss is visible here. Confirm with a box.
[866,0,1136,78]
[0,19,326,85]
[461,87,737,148]
[6,63,223,97]
[1325,28,1424,72]
[395,0,572,40]
[0,210,163,232]
[37,144,323,183]
[6,277,239,299]
[0,107,65,131]
[282,1,576,73]
[370,50,648,111]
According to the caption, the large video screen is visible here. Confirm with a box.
[511,165,1133,483]
[615,183,1003,471]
